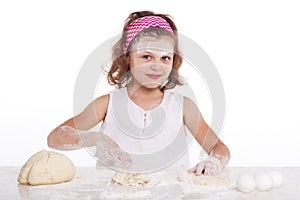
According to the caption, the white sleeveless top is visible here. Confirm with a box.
[99,87,191,171]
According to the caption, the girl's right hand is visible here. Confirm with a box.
[95,134,132,167]
[48,126,132,166]
[47,126,83,150]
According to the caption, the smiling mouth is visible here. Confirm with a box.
[146,74,161,80]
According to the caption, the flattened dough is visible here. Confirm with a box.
[18,150,75,186]
[111,172,151,187]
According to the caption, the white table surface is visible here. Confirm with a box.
[1,166,299,199]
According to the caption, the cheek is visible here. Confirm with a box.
[163,65,173,75]
[130,67,144,78]
[129,59,147,71]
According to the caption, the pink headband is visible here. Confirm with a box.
[124,16,174,52]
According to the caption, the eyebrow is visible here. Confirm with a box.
[137,49,174,55]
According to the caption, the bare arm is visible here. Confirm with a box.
[47,94,109,150]
[183,97,230,167]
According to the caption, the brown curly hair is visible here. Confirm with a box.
[107,11,183,90]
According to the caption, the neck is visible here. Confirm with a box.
[127,82,163,99]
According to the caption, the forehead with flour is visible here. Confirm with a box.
[131,36,175,56]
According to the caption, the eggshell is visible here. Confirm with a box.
[237,174,256,193]
[255,172,273,191]
[268,170,284,188]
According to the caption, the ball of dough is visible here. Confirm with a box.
[236,174,256,193]
[255,172,273,191]
[18,150,75,186]
[268,170,284,188]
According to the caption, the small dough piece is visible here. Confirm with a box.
[178,169,231,187]
[18,150,75,186]
[111,172,151,187]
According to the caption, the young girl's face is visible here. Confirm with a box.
[128,36,175,89]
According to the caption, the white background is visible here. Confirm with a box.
[1,0,299,167]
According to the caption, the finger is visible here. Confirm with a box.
[204,161,216,176]
[187,165,197,173]
[98,151,114,165]
[204,163,221,176]
[208,168,221,176]
[204,167,213,176]
[196,161,205,176]
[117,151,132,166]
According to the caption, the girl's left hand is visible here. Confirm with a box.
[188,156,224,176]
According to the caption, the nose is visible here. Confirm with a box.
[150,57,163,71]
[150,63,162,71]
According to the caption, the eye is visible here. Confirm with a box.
[143,55,151,60]
[161,56,171,61]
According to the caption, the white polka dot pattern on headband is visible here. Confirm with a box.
[124,16,174,52]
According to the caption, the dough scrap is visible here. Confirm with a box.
[111,172,151,187]
[18,150,75,186]
[178,169,231,187]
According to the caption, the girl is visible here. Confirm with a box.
[47,11,230,175]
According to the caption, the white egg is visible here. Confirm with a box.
[237,174,256,193]
[268,170,284,188]
[255,172,273,191]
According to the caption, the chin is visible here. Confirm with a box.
[142,83,161,89]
